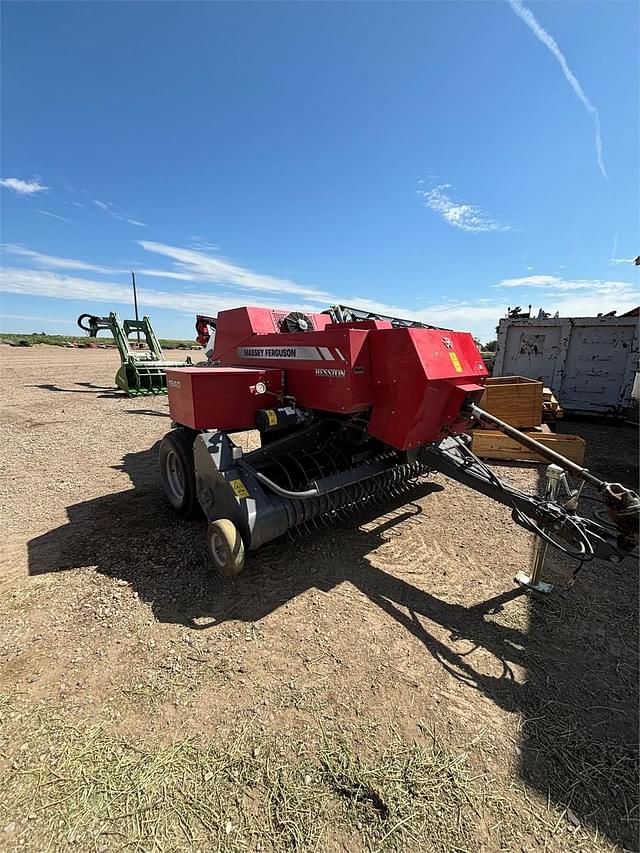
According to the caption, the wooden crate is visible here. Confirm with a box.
[479,375,544,428]
[542,387,564,421]
[471,428,586,465]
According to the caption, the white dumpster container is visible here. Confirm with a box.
[493,315,639,416]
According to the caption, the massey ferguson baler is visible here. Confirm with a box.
[159,305,639,577]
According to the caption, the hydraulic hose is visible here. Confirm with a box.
[238,462,320,499]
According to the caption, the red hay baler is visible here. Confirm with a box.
[158,305,638,577]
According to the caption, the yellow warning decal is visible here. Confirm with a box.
[229,478,250,499]
[266,409,278,426]
[449,352,463,373]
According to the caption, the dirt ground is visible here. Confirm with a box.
[0,345,638,852]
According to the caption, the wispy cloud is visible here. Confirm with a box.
[92,198,147,227]
[508,0,607,180]
[2,244,124,275]
[498,274,562,288]
[418,182,510,233]
[2,313,75,325]
[610,257,637,265]
[138,269,195,281]
[188,237,220,252]
[0,267,311,317]
[3,262,638,341]
[496,273,638,296]
[1,177,48,196]
[4,233,638,342]
[138,241,333,300]
[36,209,71,223]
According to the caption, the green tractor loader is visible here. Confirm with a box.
[77,311,192,396]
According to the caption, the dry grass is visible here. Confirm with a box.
[2,692,625,853]
[0,694,501,853]
[319,726,476,851]
[518,699,639,846]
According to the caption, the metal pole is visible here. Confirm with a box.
[514,464,563,593]
[131,270,141,346]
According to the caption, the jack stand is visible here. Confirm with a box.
[514,464,564,594]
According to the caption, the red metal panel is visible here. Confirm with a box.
[367,328,487,449]
[166,367,284,431]
[172,308,487,444]
[229,327,373,413]
[213,307,331,362]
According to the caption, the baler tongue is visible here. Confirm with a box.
[77,311,192,396]
[466,403,640,550]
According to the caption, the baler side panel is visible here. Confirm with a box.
[368,328,487,449]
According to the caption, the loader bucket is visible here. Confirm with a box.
[78,310,192,396]
[115,361,170,396]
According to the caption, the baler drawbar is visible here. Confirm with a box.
[157,305,638,576]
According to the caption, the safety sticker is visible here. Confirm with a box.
[449,352,463,373]
[229,479,250,499]
[266,409,278,426]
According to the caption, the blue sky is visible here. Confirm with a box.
[1,0,638,341]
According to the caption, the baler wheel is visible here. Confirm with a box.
[207,519,246,576]
[159,428,201,519]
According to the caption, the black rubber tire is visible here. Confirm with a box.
[159,428,201,519]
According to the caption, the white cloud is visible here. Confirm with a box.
[138,269,196,281]
[508,0,607,180]
[1,244,124,275]
[4,238,637,343]
[188,237,220,251]
[496,274,638,295]
[499,275,562,288]
[36,210,71,223]
[0,266,311,317]
[92,199,146,227]
[0,177,48,196]
[1,313,75,325]
[138,241,334,300]
[418,183,510,233]
[610,257,637,265]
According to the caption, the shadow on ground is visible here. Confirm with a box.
[29,382,122,399]
[27,424,639,848]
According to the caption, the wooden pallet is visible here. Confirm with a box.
[479,376,544,428]
[471,427,586,465]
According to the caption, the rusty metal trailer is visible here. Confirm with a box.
[493,314,639,416]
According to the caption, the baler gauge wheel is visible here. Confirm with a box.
[207,519,246,576]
